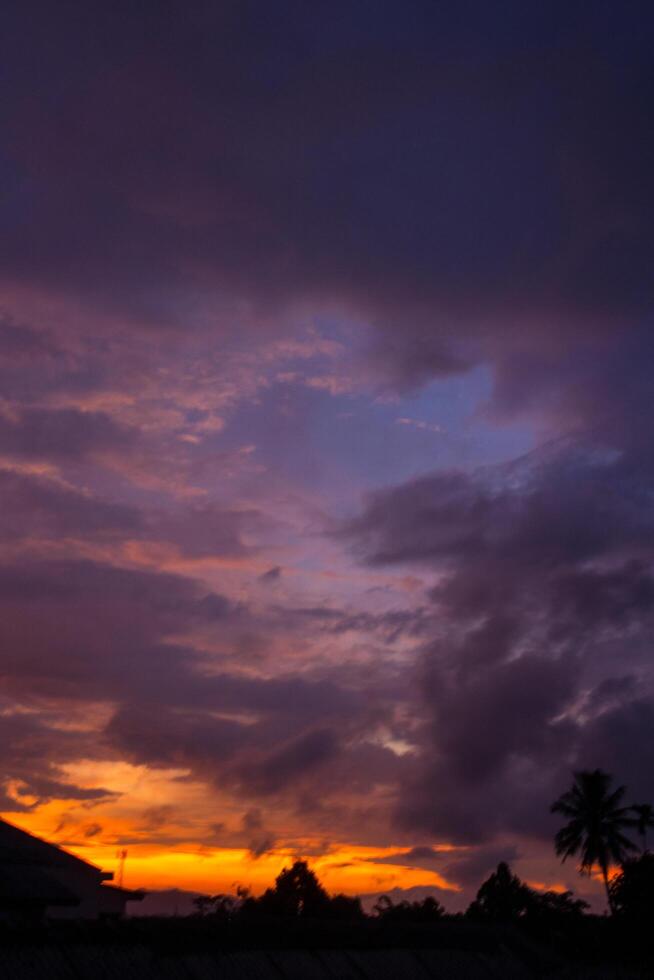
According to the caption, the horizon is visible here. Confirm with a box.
[1,1,654,916]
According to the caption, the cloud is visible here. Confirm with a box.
[241,808,277,858]
[83,822,103,838]
[2,3,652,356]
[344,437,654,844]
[234,729,340,796]
[441,843,520,888]
[0,407,136,462]
[0,551,399,826]
[0,708,115,812]
[2,0,654,905]
[577,699,654,805]
[0,467,142,539]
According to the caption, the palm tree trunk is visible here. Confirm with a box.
[602,863,614,915]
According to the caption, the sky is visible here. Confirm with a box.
[1,0,654,911]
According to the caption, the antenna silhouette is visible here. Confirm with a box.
[116,848,128,888]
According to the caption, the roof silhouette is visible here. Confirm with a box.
[0,817,108,874]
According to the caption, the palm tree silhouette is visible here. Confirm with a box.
[631,803,654,853]
[551,769,637,914]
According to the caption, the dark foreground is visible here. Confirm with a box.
[0,945,644,980]
[0,917,651,979]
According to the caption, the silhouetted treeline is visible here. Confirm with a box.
[189,849,654,931]
[1,768,652,974]
[1,855,654,973]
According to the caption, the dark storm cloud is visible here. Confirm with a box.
[577,699,654,805]
[105,705,398,808]
[235,728,340,795]
[345,436,654,842]
[2,1,653,356]
[424,655,576,784]
[345,443,654,570]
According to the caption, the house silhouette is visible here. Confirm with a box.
[0,817,144,920]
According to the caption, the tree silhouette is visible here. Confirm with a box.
[241,860,331,918]
[466,862,532,921]
[271,860,330,916]
[551,769,637,914]
[238,860,364,921]
[631,804,654,853]
[609,852,654,921]
[373,894,444,923]
[467,863,589,924]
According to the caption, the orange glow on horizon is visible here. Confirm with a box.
[64,843,457,897]
[2,758,462,899]
[2,802,458,898]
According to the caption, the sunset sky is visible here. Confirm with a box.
[1,1,654,911]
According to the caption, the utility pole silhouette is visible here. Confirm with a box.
[117,848,128,888]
